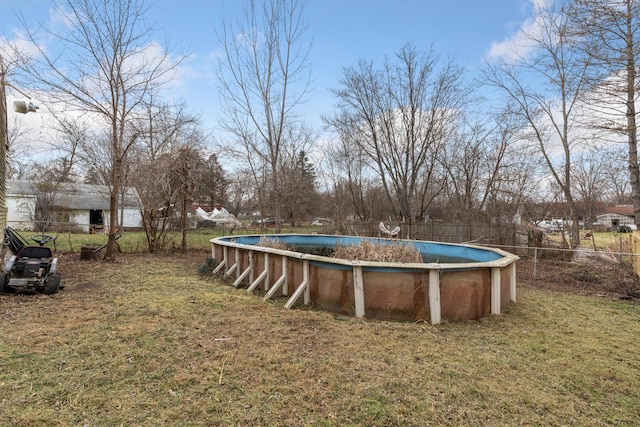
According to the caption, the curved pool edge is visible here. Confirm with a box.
[209,234,519,324]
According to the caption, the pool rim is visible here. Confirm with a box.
[209,233,519,271]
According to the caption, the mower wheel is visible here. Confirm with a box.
[43,272,61,295]
[0,272,8,293]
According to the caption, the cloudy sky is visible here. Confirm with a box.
[1,0,542,137]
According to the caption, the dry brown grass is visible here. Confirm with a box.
[256,235,288,250]
[1,251,639,426]
[333,239,422,263]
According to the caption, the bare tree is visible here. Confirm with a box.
[483,3,590,248]
[7,0,180,258]
[589,144,631,205]
[280,150,318,224]
[194,154,228,209]
[324,131,377,222]
[572,151,608,226]
[325,43,468,236]
[216,0,312,233]
[128,99,202,253]
[569,0,640,226]
[439,108,534,225]
[226,168,257,217]
[171,146,205,252]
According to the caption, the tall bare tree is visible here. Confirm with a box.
[573,151,608,225]
[569,0,640,226]
[194,154,228,209]
[129,99,201,253]
[280,150,318,224]
[600,145,632,204]
[216,0,312,233]
[483,3,590,248]
[325,43,468,236]
[6,0,180,258]
[440,110,531,225]
[324,131,378,222]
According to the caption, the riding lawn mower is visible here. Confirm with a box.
[1,227,62,294]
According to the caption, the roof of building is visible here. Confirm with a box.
[602,204,634,216]
[7,180,141,210]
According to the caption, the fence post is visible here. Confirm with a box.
[619,238,623,264]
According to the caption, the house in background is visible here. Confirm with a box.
[6,180,142,233]
[595,205,636,231]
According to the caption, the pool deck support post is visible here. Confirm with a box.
[510,263,517,303]
[353,265,365,318]
[428,270,441,325]
[491,267,501,315]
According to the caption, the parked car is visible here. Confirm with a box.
[311,218,334,226]
[250,218,281,227]
[617,224,636,233]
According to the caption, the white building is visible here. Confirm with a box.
[595,205,635,231]
[6,180,142,233]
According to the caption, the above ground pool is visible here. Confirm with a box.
[210,234,519,324]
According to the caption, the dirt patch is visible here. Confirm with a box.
[517,252,640,299]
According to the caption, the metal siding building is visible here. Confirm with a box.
[6,180,142,232]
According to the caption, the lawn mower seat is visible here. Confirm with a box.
[16,246,53,259]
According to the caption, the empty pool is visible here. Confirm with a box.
[210,234,519,324]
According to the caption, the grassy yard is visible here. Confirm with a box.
[26,226,321,254]
[1,251,639,426]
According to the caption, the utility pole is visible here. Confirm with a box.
[0,58,9,239]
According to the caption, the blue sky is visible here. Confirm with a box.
[1,0,539,135]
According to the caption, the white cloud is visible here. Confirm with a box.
[484,0,554,63]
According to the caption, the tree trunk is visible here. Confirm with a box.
[625,17,640,227]
[181,195,188,252]
[104,155,121,259]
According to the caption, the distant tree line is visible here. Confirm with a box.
[2,0,639,254]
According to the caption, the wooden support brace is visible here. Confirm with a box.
[225,262,238,276]
[353,266,365,318]
[285,260,310,309]
[234,248,241,280]
[212,259,226,275]
[258,252,271,291]
[263,274,286,300]
[285,279,308,309]
[303,260,310,304]
[491,267,501,315]
[232,264,252,288]
[248,251,255,284]
[247,269,268,292]
[282,257,289,296]
[510,262,517,303]
[428,270,441,325]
